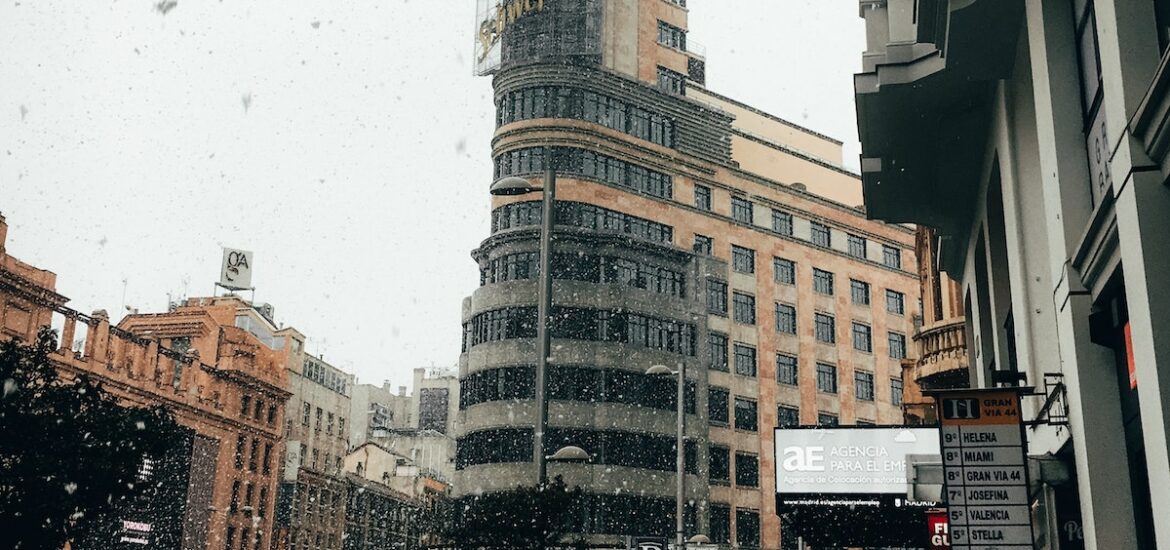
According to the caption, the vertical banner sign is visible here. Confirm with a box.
[927,508,951,549]
[1124,322,1136,389]
[935,389,1034,549]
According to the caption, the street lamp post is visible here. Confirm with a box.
[490,146,557,485]
[647,363,686,550]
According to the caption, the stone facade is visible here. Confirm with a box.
[456,2,920,548]
[277,346,354,550]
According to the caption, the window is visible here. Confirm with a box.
[657,20,686,50]
[776,353,798,385]
[301,402,310,426]
[818,412,840,427]
[882,245,902,269]
[248,438,259,471]
[734,397,758,431]
[267,405,277,425]
[813,268,834,295]
[731,245,755,273]
[886,289,905,315]
[775,303,796,334]
[851,279,870,306]
[732,292,756,325]
[889,332,907,359]
[326,412,334,434]
[711,505,731,545]
[240,395,251,419]
[234,435,244,470]
[230,480,240,513]
[735,453,759,487]
[338,417,345,434]
[814,313,835,344]
[736,509,761,548]
[773,257,795,284]
[708,332,729,372]
[733,343,757,377]
[777,405,800,427]
[706,279,728,316]
[731,196,753,224]
[491,199,673,243]
[708,387,730,424]
[856,371,875,401]
[852,322,872,353]
[772,210,793,236]
[847,233,867,258]
[891,378,904,406]
[693,234,712,255]
[810,221,831,247]
[455,428,534,469]
[709,446,730,483]
[262,443,273,475]
[816,363,837,394]
[694,185,711,211]
[253,399,263,422]
[656,66,685,95]
[315,407,323,431]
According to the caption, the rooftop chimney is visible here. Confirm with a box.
[398,386,407,397]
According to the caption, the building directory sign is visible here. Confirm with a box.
[935,389,1034,549]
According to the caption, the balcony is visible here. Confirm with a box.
[854,0,1024,265]
[912,317,969,390]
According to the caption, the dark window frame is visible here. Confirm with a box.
[852,322,873,353]
[732,292,756,325]
[776,353,798,385]
[773,257,795,285]
[855,370,875,401]
[816,362,838,394]
[733,343,757,377]
[775,302,796,335]
[810,221,831,247]
[734,396,758,432]
[814,312,836,344]
[851,279,871,306]
[731,196,753,224]
[731,245,755,273]
[813,268,835,295]
[694,185,712,211]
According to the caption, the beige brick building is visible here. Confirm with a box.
[455,1,920,548]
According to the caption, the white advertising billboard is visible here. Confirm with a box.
[775,427,940,494]
[218,247,253,290]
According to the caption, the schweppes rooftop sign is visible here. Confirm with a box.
[474,0,547,74]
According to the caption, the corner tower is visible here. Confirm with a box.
[458,1,920,547]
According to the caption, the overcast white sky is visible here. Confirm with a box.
[0,1,865,390]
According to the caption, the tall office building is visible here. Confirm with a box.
[455,1,920,547]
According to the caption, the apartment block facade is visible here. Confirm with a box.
[454,1,920,548]
[0,213,290,550]
[277,348,354,550]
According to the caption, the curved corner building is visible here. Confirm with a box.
[455,1,921,547]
